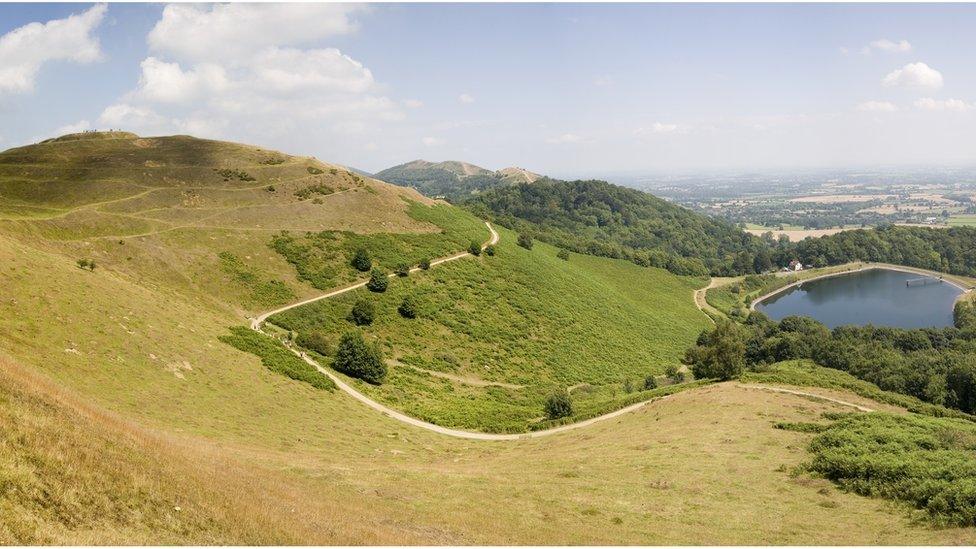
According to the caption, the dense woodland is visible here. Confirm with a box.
[467,179,976,278]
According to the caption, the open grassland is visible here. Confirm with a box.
[0,134,486,315]
[949,215,976,227]
[268,227,710,432]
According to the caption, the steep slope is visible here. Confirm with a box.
[496,166,542,184]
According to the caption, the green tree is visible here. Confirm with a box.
[643,375,658,390]
[395,262,411,277]
[544,390,573,419]
[350,248,371,272]
[333,331,386,384]
[347,299,375,326]
[483,244,496,256]
[517,233,533,250]
[683,320,747,381]
[419,257,431,270]
[366,268,388,292]
[468,240,482,256]
[556,249,570,261]
[295,331,331,356]
[398,295,418,319]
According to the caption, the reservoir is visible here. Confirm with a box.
[754,268,964,329]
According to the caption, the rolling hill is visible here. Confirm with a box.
[375,159,542,201]
[1,132,974,543]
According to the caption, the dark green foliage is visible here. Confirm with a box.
[398,295,418,319]
[350,248,371,272]
[76,258,96,271]
[468,240,482,256]
[419,257,431,270]
[260,156,286,165]
[684,320,746,380]
[347,299,375,326]
[643,375,658,390]
[306,166,324,175]
[265,185,275,192]
[544,390,573,419]
[395,262,411,277]
[366,268,388,292]
[374,160,502,201]
[664,364,683,383]
[333,331,386,384]
[774,421,827,433]
[295,330,331,356]
[623,378,634,393]
[294,184,334,200]
[808,412,976,526]
[484,244,496,256]
[556,249,570,261]
[219,326,334,390]
[213,168,255,182]
[517,233,533,250]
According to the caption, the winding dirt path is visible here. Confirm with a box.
[693,278,724,323]
[737,384,875,412]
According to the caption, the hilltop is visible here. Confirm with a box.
[375,159,542,201]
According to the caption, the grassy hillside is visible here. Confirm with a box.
[270,226,711,431]
[0,133,484,314]
[375,159,540,202]
[2,133,975,542]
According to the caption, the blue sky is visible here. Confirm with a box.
[1,3,975,177]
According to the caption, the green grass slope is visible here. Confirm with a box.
[269,227,710,432]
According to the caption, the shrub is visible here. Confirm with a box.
[683,320,746,381]
[664,364,683,383]
[366,268,389,292]
[484,244,496,256]
[333,331,386,384]
[350,248,371,272]
[643,375,658,390]
[419,257,431,270]
[395,262,411,277]
[557,249,570,261]
[295,330,331,356]
[347,299,375,326]
[219,327,334,390]
[623,378,634,393]
[544,390,573,419]
[76,258,96,271]
[398,295,418,319]
[517,233,533,250]
[468,240,482,256]
[265,185,275,192]
[306,166,324,175]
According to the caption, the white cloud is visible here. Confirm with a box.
[914,97,974,112]
[98,103,168,130]
[0,4,106,95]
[402,99,423,109]
[250,47,374,95]
[147,3,364,63]
[863,39,912,54]
[635,122,682,135]
[458,93,475,104]
[546,133,589,144]
[53,119,92,136]
[134,57,227,103]
[856,100,898,112]
[421,136,443,147]
[882,62,943,89]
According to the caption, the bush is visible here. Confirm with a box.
[395,262,411,277]
[643,375,658,390]
[484,244,496,256]
[468,240,482,256]
[683,320,746,381]
[544,390,573,419]
[306,166,324,175]
[419,257,431,270]
[557,249,570,261]
[350,248,371,272]
[398,295,418,319]
[664,364,683,383]
[366,268,389,292]
[347,299,375,326]
[517,233,533,250]
[76,258,96,271]
[333,331,386,384]
[219,327,334,390]
[295,330,331,356]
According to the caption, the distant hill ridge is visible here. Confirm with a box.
[375,158,543,200]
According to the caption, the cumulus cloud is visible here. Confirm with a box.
[882,62,943,89]
[0,4,106,94]
[856,100,898,112]
[53,119,92,136]
[914,97,974,112]
[134,57,228,103]
[863,39,912,54]
[147,3,364,63]
[458,93,475,104]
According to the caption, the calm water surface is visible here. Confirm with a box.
[755,268,963,329]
